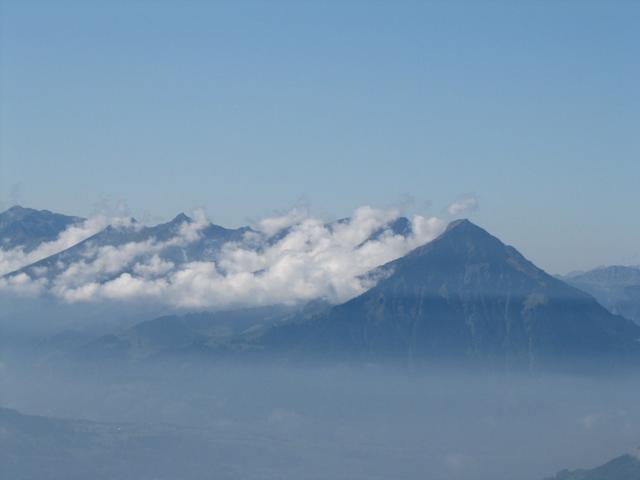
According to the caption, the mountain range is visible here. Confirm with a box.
[3,205,640,370]
[3,206,640,479]
[1,206,419,282]
[3,212,251,282]
[65,218,640,371]
[563,266,640,324]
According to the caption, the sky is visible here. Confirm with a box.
[0,0,638,274]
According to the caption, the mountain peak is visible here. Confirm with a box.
[2,205,39,219]
[1,205,85,247]
[443,218,487,236]
[6,205,27,213]
[2,205,82,222]
[405,218,505,264]
[445,218,472,230]
[170,213,192,224]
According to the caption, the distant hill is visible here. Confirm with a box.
[253,220,640,370]
[546,451,640,480]
[77,304,298,361]
[564,266,640,324]
[0,205,84,252]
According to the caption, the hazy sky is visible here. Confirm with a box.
[0,0,638,273]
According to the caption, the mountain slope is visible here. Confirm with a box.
[546,451,640,480]
[564,266,640,324]
[77,305,294,361]
[256,220,640,369]
[5,213,251,281]
[0,205,84,252]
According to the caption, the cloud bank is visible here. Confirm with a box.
[0,207,448,309]
[0,215,134,276]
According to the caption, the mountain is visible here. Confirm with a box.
[264,215,414,247]
[564,266,640,324]
[77,305,296,361]
[545,451,640,480]
[5,213,252,281]
[364,216,412,244]
[0,205,84,252]
[3,210,423,304]
[253,220,640,369]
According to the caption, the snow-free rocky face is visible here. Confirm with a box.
[255,220,640,369]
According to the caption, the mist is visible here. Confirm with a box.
[1,345,639,480]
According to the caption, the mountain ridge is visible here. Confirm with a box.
[545,450,640,480]
[564,265,640,324]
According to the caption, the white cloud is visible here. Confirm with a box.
[133,255,175,277]
[0,215,133,276]
[1,207,448,309]
[0,272,48,296]
[256,208,308,236]
[447,195,479,217]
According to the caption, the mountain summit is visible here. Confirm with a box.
[257,220,640,369]
[0,205,84,252]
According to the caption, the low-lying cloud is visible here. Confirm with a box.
[0,215,133,276]
[0,207,448,309]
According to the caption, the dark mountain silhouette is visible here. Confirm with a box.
[254,220,640,369]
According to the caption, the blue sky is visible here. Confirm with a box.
[0,0,638,273]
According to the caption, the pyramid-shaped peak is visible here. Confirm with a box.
[440,218,501,241]
[403,218,512,266]
[170,212,192,224]
[444,218,480,233]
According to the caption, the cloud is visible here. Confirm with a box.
[446,195,479,217]
[1,206,448,309]
[0,271,48,296]
[0,215,134,276]
[257,208,308,236]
